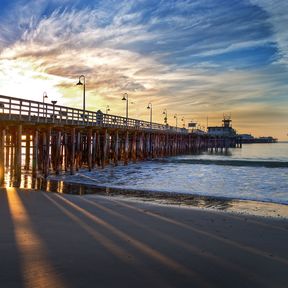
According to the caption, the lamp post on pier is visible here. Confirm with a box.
[43,92,48,103]
[122,92,129,120]
[147,102,152,128]
[43,92,48,118]
[76,75,86,117]
[174,114,178,130]
[106,105,110,114]
[181,117,185,128]
[163,109,168,126]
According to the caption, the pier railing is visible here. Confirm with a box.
[0,95,186,133]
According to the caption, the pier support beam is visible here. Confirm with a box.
[70,128,76,175]
[132,132,137,163]
[14,125,22,185]
[114,130,119,166]
[124,131,129,165]
[88,129,92,171]
[25,133,30,170]
[0,128,5,186]
[44,127,51,178]
[32,130,39,178]
[55,131,61,175]
[5,131,10,168]
[102,129,108,169]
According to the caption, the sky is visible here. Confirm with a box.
[0,0,287,139]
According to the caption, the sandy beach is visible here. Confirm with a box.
[1,187,288,288]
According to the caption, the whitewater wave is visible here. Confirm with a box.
[154,158,288,168]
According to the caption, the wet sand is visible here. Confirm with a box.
[1,187,288,288]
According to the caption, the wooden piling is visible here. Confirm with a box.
[32,130,39,178]
[44,127,51,178]
[102,129,108,169]
[124,131,129,165]
[114,130,119,166]
[132,132,137,163]
[0,128,5,186]
[87,129,92,171]
[15,125,22,184]
[70,128,76,175]
[55,131,61,175]
[25,133,30,170]
[5,131,10,168]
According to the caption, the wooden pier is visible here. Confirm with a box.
[0,95,240,187]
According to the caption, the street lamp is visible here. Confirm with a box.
[147,102,152,128]
[76,75,86,116]
[106,105,110,114]
[43,92,48,118]
[122,93,129,119]
[162,109,168,125]
[174,114,178,129]
[181,117,185,128]
[43,92,48,103]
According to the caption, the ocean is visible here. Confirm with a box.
[51,142,288,205]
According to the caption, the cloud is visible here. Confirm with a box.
[0,0,287,139]
[249,0,288,65]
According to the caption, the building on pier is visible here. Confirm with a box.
[207,114,241,149]
[207,114,236,137]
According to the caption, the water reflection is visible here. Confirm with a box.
[2,172,287,218]
[2,172,234,211]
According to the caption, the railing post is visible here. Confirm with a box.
[28,101,31,121]
[9,98,11,120]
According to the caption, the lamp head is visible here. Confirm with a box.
[51,100,57,105]
[122,96,127,101]
[147,106,150,109]
[76,80,83,86]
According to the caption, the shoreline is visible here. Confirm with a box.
[8,176,288,219]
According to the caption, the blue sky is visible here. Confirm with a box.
[0,0,287,139]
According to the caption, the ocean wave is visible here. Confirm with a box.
[154,158,288,168]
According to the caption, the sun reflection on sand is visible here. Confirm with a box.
[6,188,66,288]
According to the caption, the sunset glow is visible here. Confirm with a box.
[0,0,287,139]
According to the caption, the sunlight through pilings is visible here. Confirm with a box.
[42,193,175,288]
[52,194,207,283]
[82,196,266,286]
[108,198,288,266]
[42,193,134,262]
[6,188,66,288]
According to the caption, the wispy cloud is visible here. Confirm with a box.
[250,0,288,65]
